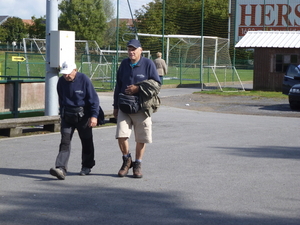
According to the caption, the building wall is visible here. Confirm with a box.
[253,48,300,91]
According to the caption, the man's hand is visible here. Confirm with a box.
[125,85,139,95]
[88,117,98,127]
[113,109,118,119]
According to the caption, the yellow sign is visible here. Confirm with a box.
[12,56,26,62]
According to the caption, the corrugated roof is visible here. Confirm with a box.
[235,31,300,48]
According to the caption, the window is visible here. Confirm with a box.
[275,54,298,72]
[291,55,298,63]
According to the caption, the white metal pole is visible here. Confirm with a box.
[45,0,59,116]
[214,38,218,69]
[166,37,169,66]
[23,38,30,77]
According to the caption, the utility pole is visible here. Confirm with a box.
[45,0,58,116]
[200,0,204,90]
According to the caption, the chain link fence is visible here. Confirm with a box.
[3,0,299,89]
[2,52,45,79]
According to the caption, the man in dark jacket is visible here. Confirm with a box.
[113,39,161,178]
[50,61,99,180]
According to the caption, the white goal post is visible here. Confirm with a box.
[127,33,244,91]
[22,38,151,79]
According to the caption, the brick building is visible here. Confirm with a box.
[235,31,300,91]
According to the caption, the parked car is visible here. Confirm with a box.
[282,64,300,110]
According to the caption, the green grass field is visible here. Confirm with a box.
[1,51,253,79]
[1,51,253,85]
[162,66,253,85]
[1,51,45,78]
[0,51,5,76]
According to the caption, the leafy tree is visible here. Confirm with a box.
[202,0,228,37]
[27,16,46,39]
[102,0,119,47]
[133,0,229,56]
[103,0,114,22]
[104,20,133,49]
[135,0,228,37]
[1,17,26,43]
[0,26,8,42]
[58,0,108,45]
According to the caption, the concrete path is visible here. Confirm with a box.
[0,88,299,225]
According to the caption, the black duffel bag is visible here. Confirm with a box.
[97,106,105,125]
[118,93,140,114]
[63,106,85,124]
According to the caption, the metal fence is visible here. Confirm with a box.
[3,52,45,79]
[0,51,253,89]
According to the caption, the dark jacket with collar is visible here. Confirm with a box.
[113,56,161,110]
[57,72,99,118]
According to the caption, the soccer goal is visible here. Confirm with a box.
[22,38,152,89]
[127,33,245,91]
[22,38,111,80]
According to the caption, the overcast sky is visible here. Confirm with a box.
[0,0,152,19]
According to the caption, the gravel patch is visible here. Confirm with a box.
[160,93,300,118]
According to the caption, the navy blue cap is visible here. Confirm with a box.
[127,39,142,48]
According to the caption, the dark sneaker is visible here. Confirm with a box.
[133,161,143,178]
[118,154,133,177]
[50,167,66,180]
[80,167,91,176]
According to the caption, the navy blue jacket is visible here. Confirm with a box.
[113,56,161,109]
[57,72,99,118]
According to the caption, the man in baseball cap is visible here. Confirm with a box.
[113,38,161,179]
[50,60,100,180]
[127,39,142,48]
[59,61,77,75]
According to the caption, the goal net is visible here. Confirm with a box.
[22,38,114,89]
[22,38,153,90]
[124,33,244,91]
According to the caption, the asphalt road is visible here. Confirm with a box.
[0,88,300,225]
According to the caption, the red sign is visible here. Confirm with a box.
[236,1,300,40]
